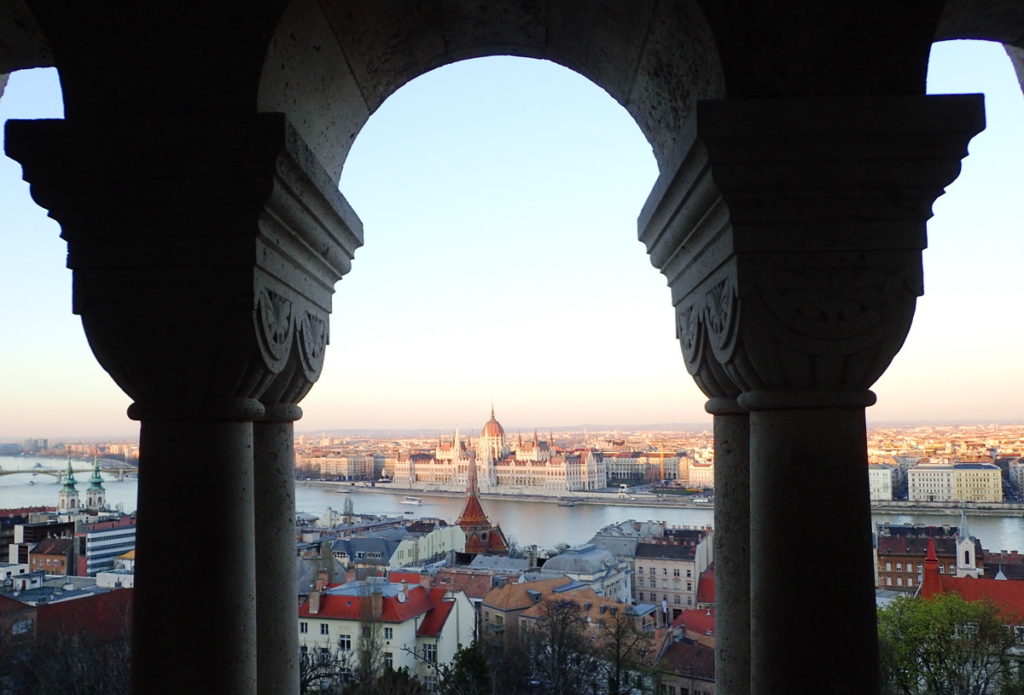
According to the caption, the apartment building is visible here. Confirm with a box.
[298,577,473,690]
[634,530,713,622]
[908,461,1002,503]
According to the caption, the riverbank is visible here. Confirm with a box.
[296,480,716,509]
[298,480,1024,516]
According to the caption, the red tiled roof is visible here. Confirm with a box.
[457,493,491,527]
[921,538,1024,623]
[658,639,715,681]
[299,584,432,623]
[417,589,454,637]
[696,564,715,604]
[671,607,715,637]
[0,507,54,517]
[432,570,493,600]
[388,571,425,586]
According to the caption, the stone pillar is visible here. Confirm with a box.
[640,94,984,694]
[707,398,750,695]
[745,399,876,693]
[5,114,361,694]
[254,325,328,695]
[254,405,301,695]
[132,410,261,692]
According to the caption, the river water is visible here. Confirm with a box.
[4,456,1022,553]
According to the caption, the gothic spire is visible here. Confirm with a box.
[88,454,105,491]
[958,504,971,541]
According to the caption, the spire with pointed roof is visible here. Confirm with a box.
[957,505,971,541]
[88,455,105,491]
[61,455,77,493]
[456,451,508,555]
[86,454,106,509]
[920,537,943,598]
[58,455,80,512]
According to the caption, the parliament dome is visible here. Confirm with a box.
[482,408,505,438]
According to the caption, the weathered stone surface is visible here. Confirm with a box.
[258,0,370,182]
[439,0,547,61]
[641,94,984,405]
[937,0,1024,45]
[0,0,51,72]
[5,113,360,419]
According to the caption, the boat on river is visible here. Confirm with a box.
[399,496,422,505]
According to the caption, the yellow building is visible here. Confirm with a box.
[908,462,1002,503]
[951,462,1003,503]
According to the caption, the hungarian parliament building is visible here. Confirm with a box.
[392,409,698,493]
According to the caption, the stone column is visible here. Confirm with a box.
[254,321,329,695]
[5,114,361,694]
[254,405,301,695]
[744,398,876,693]
[707,398,750,695]
[639,94,984,694]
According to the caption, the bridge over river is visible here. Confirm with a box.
[0,462,138,482]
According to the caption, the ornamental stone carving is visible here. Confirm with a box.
[643,95,984,410]
[5,113,362,420]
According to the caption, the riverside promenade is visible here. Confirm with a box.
[297,480,1024,516]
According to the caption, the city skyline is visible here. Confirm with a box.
[1,40,1023,439]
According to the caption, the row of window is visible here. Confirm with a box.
[882,562,957,574]
[637,578,693,591]
[637,593,692,606]
[298,623,395,642]
[637,567,693,578]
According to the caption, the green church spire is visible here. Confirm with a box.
[60,455,78,493]
[88,454,105,491]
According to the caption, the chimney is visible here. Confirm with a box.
[371,589,383,620]
[315,570,329,592]
[308,590,321,615]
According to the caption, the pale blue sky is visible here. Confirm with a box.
[0,40,1021,438]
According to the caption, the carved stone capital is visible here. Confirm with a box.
[643,95,984,410]
[5,114,361,420]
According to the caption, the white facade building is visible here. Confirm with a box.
[868,464,899,501]
[1010,458,1024,495]
[908,461,1003,503]
[297,578,474,689]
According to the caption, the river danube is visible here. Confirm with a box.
[3,456,1022,553]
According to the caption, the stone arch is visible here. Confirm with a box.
[0,0,52,75]
[936,0,1024,91]
[0,1,52,103]
[257,0,725,184]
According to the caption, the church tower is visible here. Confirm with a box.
[85,455,106,509]
[58,456,80,513]
[955,507,980,578]
[456,449,508,555]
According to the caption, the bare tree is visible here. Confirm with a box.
[21,630,131,695]
[593,608,657,695]
[299,643,352,695]
[521,599,602,695]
